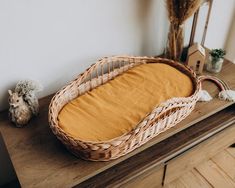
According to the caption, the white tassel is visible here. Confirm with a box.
[198,90,213,102]
[218,90,235,102]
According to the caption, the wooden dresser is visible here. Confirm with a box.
[0,59,235,188]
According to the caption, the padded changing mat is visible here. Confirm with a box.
[58,63,193,142]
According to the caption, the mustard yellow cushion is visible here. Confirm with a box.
[58,63,193,142]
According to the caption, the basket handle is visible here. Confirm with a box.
[198,75,229,91]
[197,75,235,102]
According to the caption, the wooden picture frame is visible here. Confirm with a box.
[189,0,213,47]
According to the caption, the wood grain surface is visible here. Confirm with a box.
[165,146,235,188]
[164,114,235,184]
[0,60,234,187]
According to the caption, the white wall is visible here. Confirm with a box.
[226,14,235,63]
[184,0,235,49]
[0,0,234,111]
[202,0,235,49]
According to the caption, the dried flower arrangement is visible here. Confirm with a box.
[166,0,202,60]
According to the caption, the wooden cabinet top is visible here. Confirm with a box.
[0,60,235,187]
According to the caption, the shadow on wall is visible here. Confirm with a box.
[136,0,152,55]
[137,0,168,56]
[225,9,235,63]
[0,83,16,113]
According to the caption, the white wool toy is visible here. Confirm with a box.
[198,90,213,102]
[218,90,235,102]
[198,75,235,103]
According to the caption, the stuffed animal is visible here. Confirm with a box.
[8,80,43,127]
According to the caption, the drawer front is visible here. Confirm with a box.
[115,164,164,188]
[165,124,235,184]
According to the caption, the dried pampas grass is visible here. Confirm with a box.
[166,0,202,60]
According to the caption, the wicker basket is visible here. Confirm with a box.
[48,56,200,161]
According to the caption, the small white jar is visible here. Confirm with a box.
[206,56,224,73]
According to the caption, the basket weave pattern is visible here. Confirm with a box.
[49,56,200,161]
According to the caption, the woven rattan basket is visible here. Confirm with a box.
[49,56,201,161]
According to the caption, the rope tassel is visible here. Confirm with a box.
[198,90,213,102]
[198,75,235,102]
[219,90,235,102]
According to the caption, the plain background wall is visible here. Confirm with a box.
[0,0,234,112]
[226,13,235,63]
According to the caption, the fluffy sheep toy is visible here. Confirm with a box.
[8,80,43,127]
